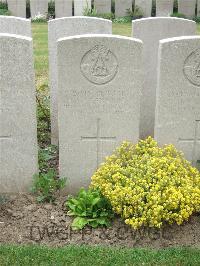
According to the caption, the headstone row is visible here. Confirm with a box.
[6,0,200,18]
[0,16,199,195]
[132,17,196,139]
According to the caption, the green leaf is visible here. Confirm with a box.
[65,188,114,230]
[91,197,101,206]
[71,217,88,230]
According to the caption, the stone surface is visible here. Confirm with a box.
[7,0,26,18]
[156,0,174,17]
[74,0,91,16]
[197,0,200,16]
[134,0,152,17]
[57,34,142,194]
[48,17,112,145]
[132,17,196,139]
[115,0,132,17]
[178,0,196,18]
[30,0,48,18]
[0,16,31,37]
[55,0,72,17]
[0,34,38,193]
[94,0,111,14]
[155,36,200,165]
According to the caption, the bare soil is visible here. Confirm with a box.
[0,194,200,248]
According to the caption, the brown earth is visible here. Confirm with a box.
[0,193,200,249]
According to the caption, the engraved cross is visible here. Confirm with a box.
[179,120,200,166]
[81,118,116,168]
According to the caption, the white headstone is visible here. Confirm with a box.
[57,34,142,194]
[48,17,112,145]
[74,0,91,16]
[178,0,196,18]
[132,17,196,139]
[30,0,48,18]
[0,34,38,193]
[94,0,111,14]
[156,0,174,17]
[197,0,200,17]
[155,36,200,165]
[115,0,132,17]
[7,0,26,18]
[134,0,152,17]
[0,16,31,37]
[55,0,72,18]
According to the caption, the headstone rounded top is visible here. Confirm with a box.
[132,16,196,25]
[0,33,32,42]
[0,16,31,22]
[159,35,200,45]
[58,34,142,44]
[160,36,200,87]
[48,16,112,25]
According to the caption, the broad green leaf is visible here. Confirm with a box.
[71,217,88,230]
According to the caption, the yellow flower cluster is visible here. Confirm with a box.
[91,137,200,229]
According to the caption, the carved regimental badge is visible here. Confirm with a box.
[81,45,118,85]
[184,48,200,86]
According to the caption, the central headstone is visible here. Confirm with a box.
[156,0,174,17]
[197,0,200,17]
[48,17,112,145]
[94,0,111,14]
[74,0,91,16]
[155,36,200,166]
[115,0,132,17]
[132,17,196,139]
[134,0,152,17]
[178,0,196,18]
[57,35,142,194]
[30,0,48,18]
[55,0,72,17]
[0,34,38,193]
[7,0,26,18]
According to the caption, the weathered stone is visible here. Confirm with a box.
[30,0,48,18]
[156,0,174,17]
[155,36,200,165]
[132,17,196,139]
[0,34,38,193]
[57,35,142,194]
[134,0,152,17]
[0,16,31,37]
[48,17,112,145]
[197,0,200,16]
[74,0,91,16]
[115,0,132,17]
[7,0,26,18]
[178,0,196,18]
[94,0,111,14]
[55,0,72,18]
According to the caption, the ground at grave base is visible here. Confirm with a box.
[0,194,200,249]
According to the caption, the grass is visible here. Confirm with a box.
[0,245,200,266]
[32,22,48,88]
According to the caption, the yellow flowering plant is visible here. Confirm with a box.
[91,137,200,229]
